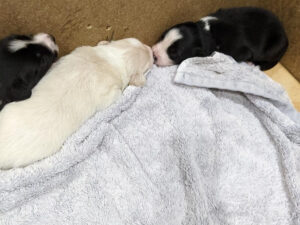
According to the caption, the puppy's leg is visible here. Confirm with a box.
[129,73,146,86]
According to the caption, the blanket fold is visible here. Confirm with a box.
[1,53,299,225]
[174,52,300,124]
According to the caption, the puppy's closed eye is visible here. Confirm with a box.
[168,47,177,54]
[168,46,180,59]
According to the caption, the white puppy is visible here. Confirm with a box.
[0,38,153,169]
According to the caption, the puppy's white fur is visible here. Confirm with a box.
[152,28,182,66]
[0,38,153,169]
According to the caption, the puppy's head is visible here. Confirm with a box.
[152,22,216,66]
[2,33,59,72]
[0,33,59,107]
[106,38,154,86]
[7,33,58,54]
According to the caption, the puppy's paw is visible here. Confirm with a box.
[129,74,146,87]
[97,40,110,45]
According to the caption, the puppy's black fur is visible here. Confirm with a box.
[158,7,288,70]
[0,35,57,110]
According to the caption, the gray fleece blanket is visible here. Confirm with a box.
[0,52,299,225]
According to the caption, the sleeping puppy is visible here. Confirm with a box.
[0,38,153,169]
[0,33,58,110]
[152,7,288,70]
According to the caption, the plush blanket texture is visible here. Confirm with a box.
[1,53,299,225]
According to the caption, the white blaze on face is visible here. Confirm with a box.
[8,33,59,53]
[152,28,182,66]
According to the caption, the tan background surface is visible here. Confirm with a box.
[266,64,300,111]
[0,0,299,80]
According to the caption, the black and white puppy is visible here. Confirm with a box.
[152,7,288,70]
[0,33,58,110]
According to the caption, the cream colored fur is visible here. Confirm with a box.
[0,38,153,169]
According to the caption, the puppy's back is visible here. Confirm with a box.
[210,7,288,70]
[0,45,124,169]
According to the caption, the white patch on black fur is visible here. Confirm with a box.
[8,33,59,53]
[200,16,218,31]
[8,40,27,52]
[33,33,59,53]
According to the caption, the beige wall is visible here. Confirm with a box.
[0,0,299,80]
